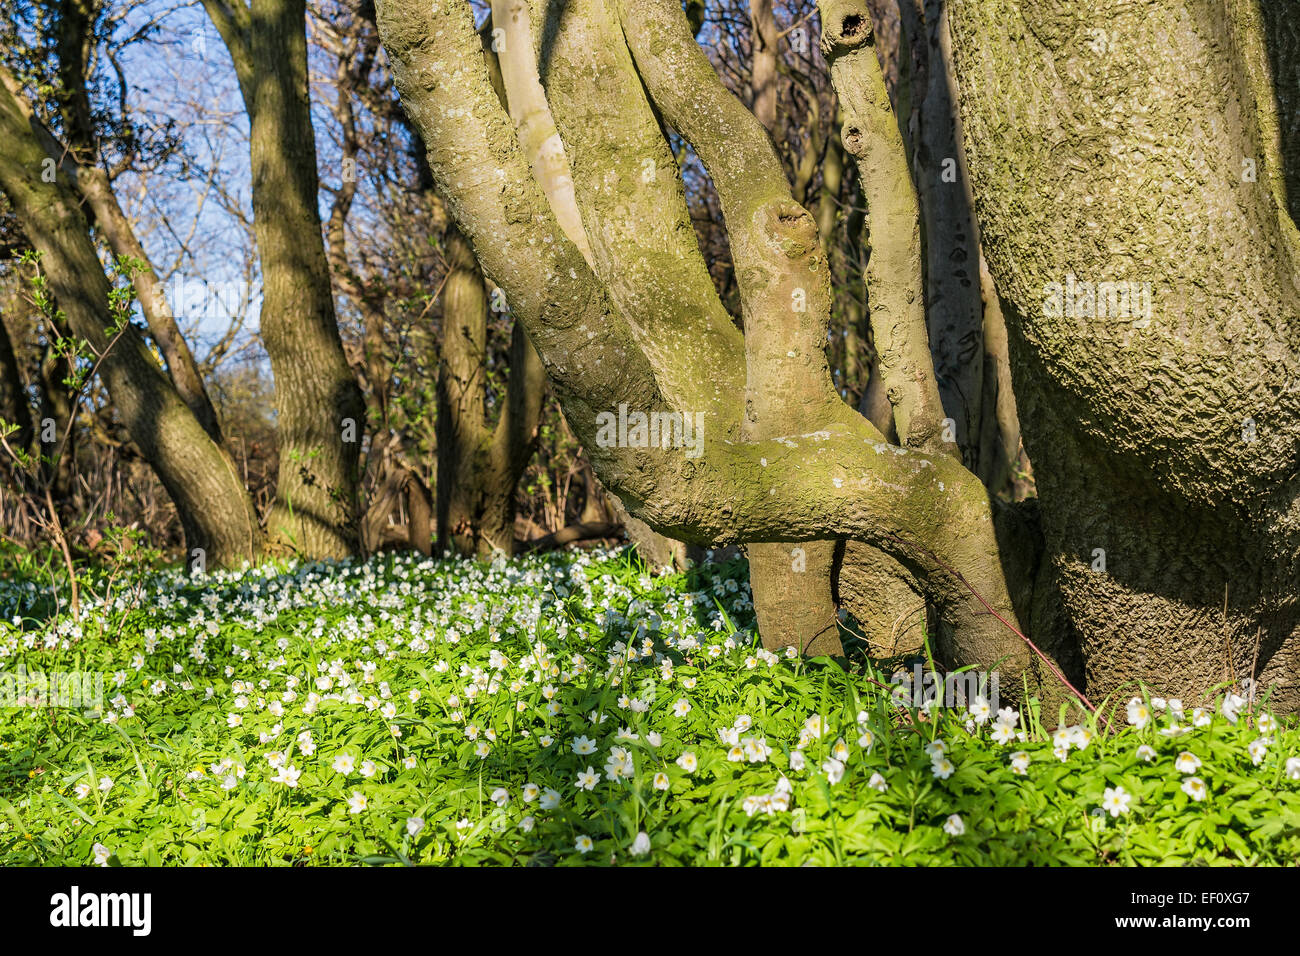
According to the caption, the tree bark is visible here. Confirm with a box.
[427,3,554,558]
[436,223,489,555]
[436,225,546,557]
[909,0,986,469]
[975,251,1021,495]
[375,0,1056,700]
[37,318,77,501]
[821,0,950,456]
[0,308,32,453]
[0,77,262,567]
[749,0,779,134]
[490,0,591,261]
[203,0,366,558]
[619,0,844,656]
[947,0,1300,710]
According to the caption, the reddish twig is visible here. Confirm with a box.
[884,532,1111,732]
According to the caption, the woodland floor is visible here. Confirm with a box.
[0,548,1297,866]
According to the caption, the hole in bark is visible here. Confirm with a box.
[844,127,863,152]
[841,14,866,40]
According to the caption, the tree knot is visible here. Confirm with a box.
[819,3,874,58]
[759,200,818,259]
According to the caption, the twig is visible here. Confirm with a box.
[884,532,1110,731]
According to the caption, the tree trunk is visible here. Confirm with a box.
[947,0,1300,710]
[405,467,433,555]
[975,251,1021,495]
[39,2,227,448]
[204,0,367,558]
[74,166,226,446]
[436,225,546,557]
[0,308,32,453]
[376,0,1057,703]
[825,2,949,455]
[436,223,490,556]
[471,325,540,553]
[908,0,987,469]
[37,325,77,502]
[749,0,779,132]
[0,77,262,567]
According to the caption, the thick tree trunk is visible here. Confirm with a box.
[610,495,685,568]
[837,542,928,655]
[405,468,433,555]
[622,0,844,655]
[204,0,366,558]
[733,0,839,656]
[842,299,929,659]
[0,78,262,567]
[827,3,941,657]
[948,0,1300,710]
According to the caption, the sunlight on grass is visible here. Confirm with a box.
[1,549,1297,866]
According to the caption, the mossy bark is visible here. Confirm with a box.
[375,0,1055,698]
[947,0,1300,710]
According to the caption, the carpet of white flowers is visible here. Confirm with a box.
[0,547,1298,866]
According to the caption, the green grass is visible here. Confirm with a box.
[0,547,1297,866]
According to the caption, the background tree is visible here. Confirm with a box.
[0,39,264,566]
[202,0,366,557]
[313,0,438,554]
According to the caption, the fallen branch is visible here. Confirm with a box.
[521,521,623,553]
